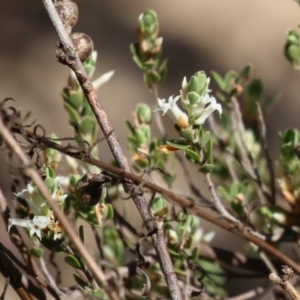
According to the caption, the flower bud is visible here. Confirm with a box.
[189,71,209,97]
[136,104,152,124]
[137,9,159,38]
[54,0,78,34]
[70,32,94,62]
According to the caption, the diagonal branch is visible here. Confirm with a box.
[9,124,300,276]
[0,115,118,300]
[42,0,183,299]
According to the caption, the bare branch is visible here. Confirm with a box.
[41,0,183,298]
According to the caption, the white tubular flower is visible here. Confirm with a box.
[8,216,50,240]
[157,95,189,129]
[193,96,222,125]
[92,70,115,91]
[181,77,189,96]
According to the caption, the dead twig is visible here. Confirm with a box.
[269,266,300,300]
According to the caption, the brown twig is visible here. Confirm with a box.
[0,116,118,300]
[42,1,183,299]
[10,125,300,275]
[269,266,300,300]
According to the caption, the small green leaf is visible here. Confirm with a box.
[224,70,238,92]
[179,128,194,142]
[166,139,190,149]
[206,139,214,163]
[217,186,232,202]
[79,225,84,243]
[136,104,152,123]
[125,120,136,136]
[73,274,88,289]
[158,59,168,83]
[64,102,80,123]
[199,131,211,148]
[246,79,263,99]
[286,44,300,65]
[44,177,55,192]
[168,248,182,257]
[189,71,207,96]
[210,70,226,90]
[184,148,200,163]
[238,64,253,83]
[191,247,200,261]
[198,163,215,173]
[144,69,161,85]
[187,91,200,105]
[79,117,96,134]
[45,166,55,178]
[29,247,44,258]
[86,287,106,298]
[199,259,226,276]
[65,255,82,269]
[286,29,299,45]
[151,197,167,217]
[66,90,84,109]
[105,204,114,219]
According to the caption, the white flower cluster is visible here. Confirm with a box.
[8,177,67,240]
[157,73,222,129]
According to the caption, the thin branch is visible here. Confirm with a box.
[9,125,300,276]
[259,250,277,274]
[205,173,240,224]
[33,240,62,297]
[42,1,183,299]
[256,102,276,203]
[0,116,117,300]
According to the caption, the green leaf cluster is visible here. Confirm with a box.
[130,9,167,88]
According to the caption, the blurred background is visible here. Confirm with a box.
[0,0,300,299]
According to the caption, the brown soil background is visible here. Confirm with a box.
[0,1,300,299]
